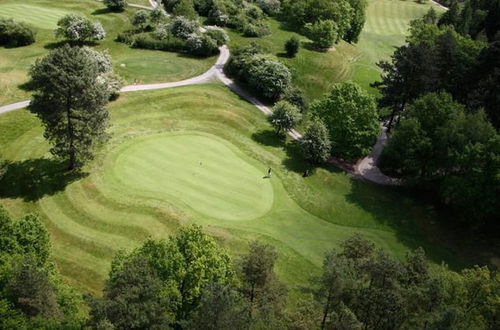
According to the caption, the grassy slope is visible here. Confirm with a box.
[228,0,443,100]
[0,85,462,296]
[0,0,216,105]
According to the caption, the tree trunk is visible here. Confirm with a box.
[321,288,334,330]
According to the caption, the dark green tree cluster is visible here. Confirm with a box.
[438,0,500,41]
[0,206,85,329]
[87,226,288,329]
[0,17,36,47]
[29,45,121,170]
[281,0,368,45]
[310,81,379,160]
[268,101,302,136]
[227,44,294,100]
[374,15,500,228]
[290,234,500,330]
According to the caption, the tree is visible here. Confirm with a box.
[13,214,50,267]
[238,241,279,318]
[187,283,249,330]
[285,36,300,57]
[104,0,127,12]
[150,6,166,25]
[54,14,105,44]
[310,82,379,160]
[344,0,367,43]
[305,19,338,49]
[246,55,292,100]
[0,18,36,47]
[132,10,149,30]
[297,119,331,164]
[88,256,173,329]
[7,258,61,319]
[280,86,307,112]
[173,0,198,19]
[29,45,113,170]
[168,16,199,40]
[268,101,301,135]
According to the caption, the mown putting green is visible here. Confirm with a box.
[109,133,273,220]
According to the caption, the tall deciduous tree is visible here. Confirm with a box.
[268,101,301,135]
[310,82,379,160]
[298,119,331,164]
[29,45,113,170]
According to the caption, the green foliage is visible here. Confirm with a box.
[29,45,114,170]
[173,0,198,19]
[88,256,174,329]
[305,19,338,49]
[310,82,379,160]
[243,21,271,37]
[169,16,199,40]
[381,92,499,226]
[132,10,150,30]
[13,214,50,267]
[150,7,166,25]
[298,119,331,164]
[187,283,249,330]
[0,17,36,47]
[0,299,28,329]
[268,101,301,135]
[255,0,281,15]
[54,14,105,43]
[104,0,127,12]
[186,33,219,56]
[6,258,61,319]
[285,36,300,57]
[344,0,367,43]
[280,86,307,112]
[205,27,229,46]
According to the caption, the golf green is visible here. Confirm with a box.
[109,133,274,221]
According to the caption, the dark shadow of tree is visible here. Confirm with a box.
[345,178,466,270]
[251,129,285,148]
[92,8,113,15]
[44,40,99,50]
[282,140,342,175]
[0,158,87,202]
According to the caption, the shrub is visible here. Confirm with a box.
[0,18,36,47]
[280,86,307,112]
[305,19,338,49]
[132,10,150,30]
[149,7,166,24]
[169,16,199,40]
[244,3,264,20]
[205,27,229,46]
[255,0,281,15]
[104,0,127,12]
[173,0,198,19]
[285,36,300,57]
[55,14,105,43]
[243,21,271,37]
[246,55,291,100]
[268,101,302,135]
[186,33,218,56]
[298,119,332,163]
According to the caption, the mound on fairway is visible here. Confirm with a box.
[110,133,274,221]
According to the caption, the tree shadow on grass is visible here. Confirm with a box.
[0,158,87,202]
[282,141,343,175]
[251,129,286,148]
[91,8,113,15]
[44,40,99,50]
[345,178,466,270]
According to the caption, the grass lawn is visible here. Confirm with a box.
[0,0,216,105]
[0,84,464,297]
[228,0,444,100]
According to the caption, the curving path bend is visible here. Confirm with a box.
[0,45,389,184]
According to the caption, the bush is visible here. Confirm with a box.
[285,36,300,57]
[305,19,338,49]
[255,0,281,15]
[149,7,166,25]
[132,10,150,30]
[173,0,198,19]
[169,16,199,40]
[104,0,127,12]
[205,27,229,46]
[268,101,302,135]
[243,21,271,37]
[0,18,36,47]
[280,86,307,112]
[55,14,105,43]
[298,119,332,163]
[186,33,219,56]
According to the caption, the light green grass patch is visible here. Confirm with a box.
[109,132,274,221]
[0,3,71,29]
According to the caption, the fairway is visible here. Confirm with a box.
[110,133,273,220]
[0,3,71,29]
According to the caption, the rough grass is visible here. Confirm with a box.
[0,84,463,296]
[0,0,216,105]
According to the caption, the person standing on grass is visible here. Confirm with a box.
[267,167,272,178]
